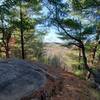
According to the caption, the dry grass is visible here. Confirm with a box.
[44,43,79,72]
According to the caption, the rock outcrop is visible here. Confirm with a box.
[0,59,47,100]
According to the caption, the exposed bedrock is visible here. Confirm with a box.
[0,59,47,100]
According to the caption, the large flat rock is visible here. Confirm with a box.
[0,59,46,100]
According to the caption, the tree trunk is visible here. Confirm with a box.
[81,42,95,78]
[81,44,89,70]
[78,47,81,69]
[5,43,10,58]
[91,43,98,64]
[20,1,25,59]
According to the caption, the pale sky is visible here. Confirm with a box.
[44,32,63,43]
[44,28,63,43]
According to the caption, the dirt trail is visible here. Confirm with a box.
[22,62,97,100]
[46,67,96,100]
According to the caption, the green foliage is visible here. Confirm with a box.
[72,0,100,10]
[0,0,46,59]
[72,0,83,11]
[85,43,93,52]
[81,26,95,35]
[84,0,100,8]
[62,19,81,30]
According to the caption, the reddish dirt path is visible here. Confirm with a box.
[45,66,96,100]
[21,62,96,100]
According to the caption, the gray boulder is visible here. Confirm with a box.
[0,59,46,100]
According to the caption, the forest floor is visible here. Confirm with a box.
[23,62,100,100]
[44,66,99,100]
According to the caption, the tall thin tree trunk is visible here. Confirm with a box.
[81,44,89,70]
[20,1,25,59]
[91,43,98,64]
[5,42,10,58]
[81,42,95,78]
[78,47,81,69]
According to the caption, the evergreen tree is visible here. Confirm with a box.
[42,0,99,77]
